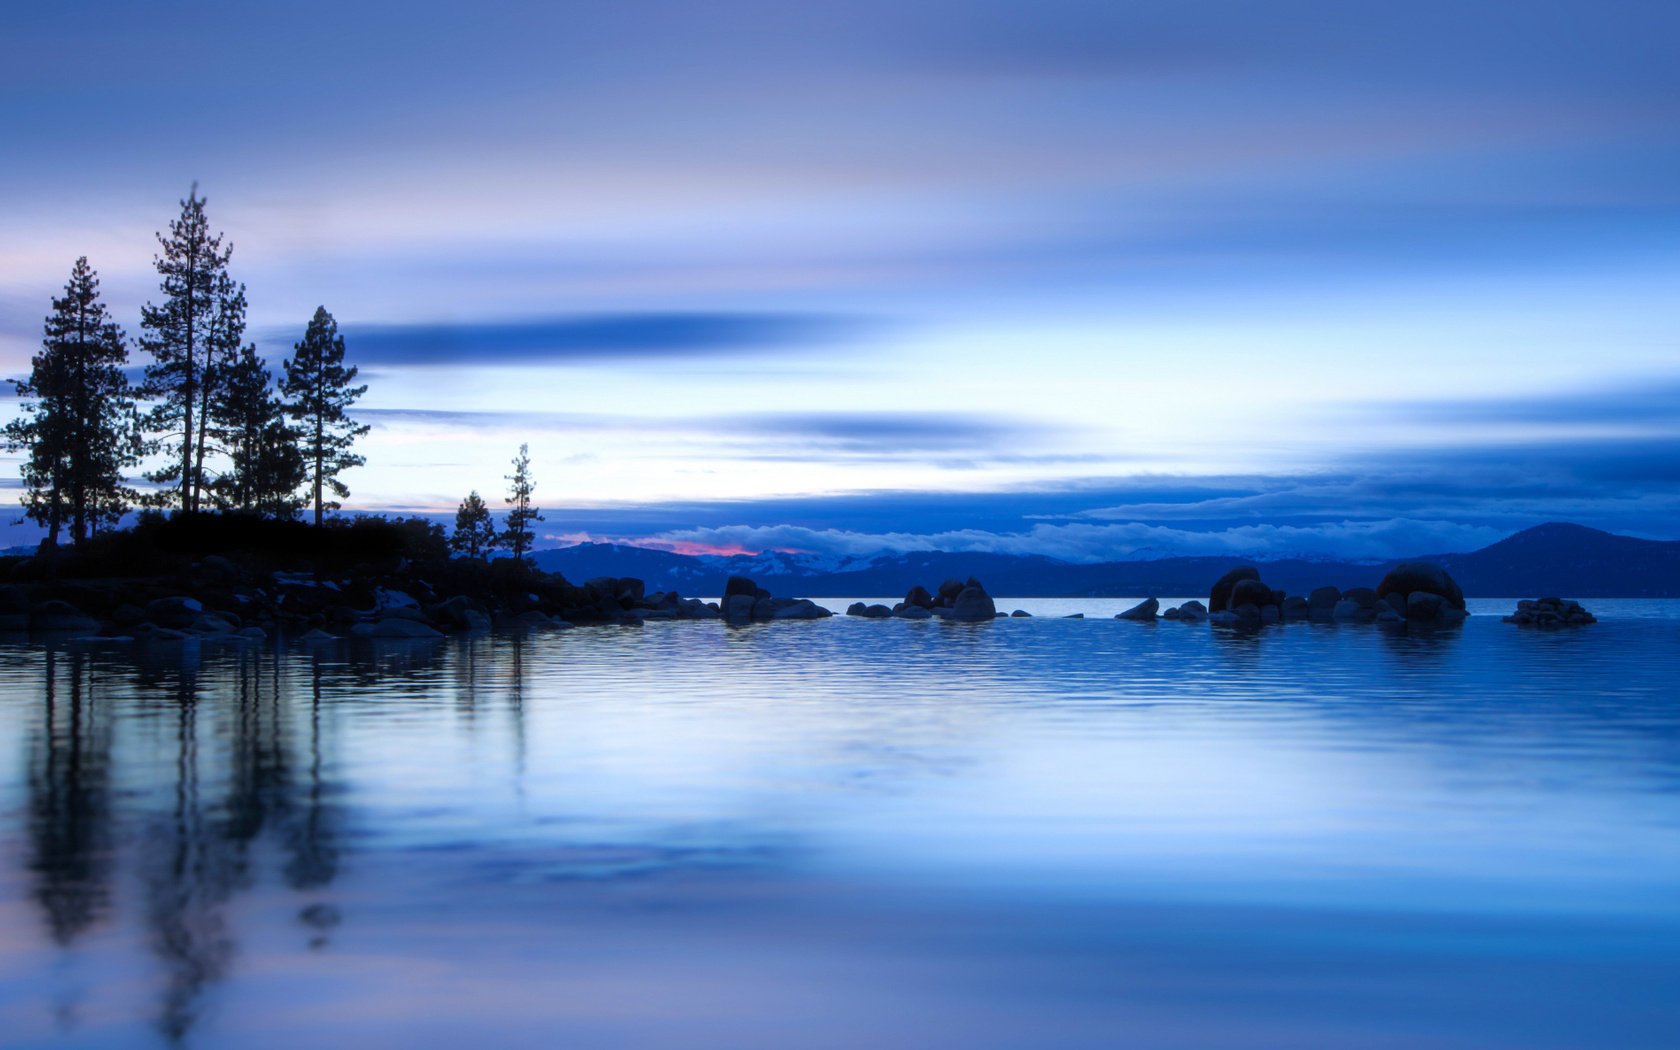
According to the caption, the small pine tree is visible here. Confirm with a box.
[4,257,141,545]
[500,444,543,563]
[211,344,305,517]
[281,307,370,527]
[451,490,496,561]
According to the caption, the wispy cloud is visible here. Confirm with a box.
[266,313,874,368]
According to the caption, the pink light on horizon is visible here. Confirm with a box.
[547,532,811,558]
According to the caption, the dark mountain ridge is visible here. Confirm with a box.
[530,523,1680,599]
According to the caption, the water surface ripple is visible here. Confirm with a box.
[2,600,1677,1049]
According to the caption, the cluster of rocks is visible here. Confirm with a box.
[1503,597,1596,627]
[722,576,831,624]
[1111,597,1208,621]
[847,577,998,622]
[1189,561,1469,628]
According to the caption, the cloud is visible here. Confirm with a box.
[1371,377,1680,431]
[614,518,1508,564]
[361,406,1073,464]
[270,313,872,368]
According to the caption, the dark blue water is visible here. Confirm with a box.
[3,601,1678,1049]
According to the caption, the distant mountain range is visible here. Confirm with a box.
[530,523,1680,598]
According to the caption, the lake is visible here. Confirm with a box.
[3,599,1678,1048]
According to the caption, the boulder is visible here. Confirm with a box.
[32,601,100,633]
[770,599,830,621]
[946,586,997,622]
[1377,562,1465,610]
[893,604,933,620]
[857,604,893,618]
[1010,610,1032,618]
[1228,579,1274,611]
[846,602,868,617]
[146,596,204,629]
[936,579,967,606]
[1173,600,1209,622]
[1208,610,1243,627]
[904,585,935,610]
[1209,566,1261,613]
[1331,599,1370,622]
[1116,597,1159,622]
[1405,592,1445,620]
[1259,604,1280,625]
[1308,586,1342,610]
[428,595,480,630]
[375,587,420,611]
[1063,613,1084,619]
[724,576,770,603]
[1281,595,1310,621]
[1342,587,1379,608]
[723,593,757,625]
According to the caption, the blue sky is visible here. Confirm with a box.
[2,0,1677,559]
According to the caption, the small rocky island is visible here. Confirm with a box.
[1503,597,1597,627]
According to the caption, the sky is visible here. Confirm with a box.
[1,0,1677,561]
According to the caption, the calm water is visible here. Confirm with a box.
[3,600,1679,1049]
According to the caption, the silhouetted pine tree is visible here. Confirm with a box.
[211,344,306,517]
[500,444,543,563]
[4,258,141,545]
[280,307,369,527]
[451,490,496,561]
[139,185,240,513]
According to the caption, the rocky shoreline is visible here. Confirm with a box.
[0,550,1601,644]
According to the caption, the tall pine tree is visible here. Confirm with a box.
[4,258,141,545]
[139,185,238,513]
[280,307,369,527]
[500,444,543,563]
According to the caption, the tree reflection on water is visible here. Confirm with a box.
[18,640,416,1044]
